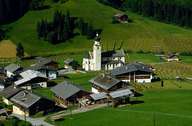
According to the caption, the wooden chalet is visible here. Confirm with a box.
[51,81,90,108]
[89,75,127,93]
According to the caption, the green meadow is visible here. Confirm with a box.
[5,0,192,56]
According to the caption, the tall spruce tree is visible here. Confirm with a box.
[16,43,24,58]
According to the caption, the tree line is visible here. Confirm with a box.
[98,0,192,27]
[0,0,30,24]
[37,11,97,44]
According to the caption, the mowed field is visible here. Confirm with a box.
[50,89,192,126]
[5,0,192,56]
[0,40,16,58]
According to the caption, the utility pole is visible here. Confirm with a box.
[153,112,156,126]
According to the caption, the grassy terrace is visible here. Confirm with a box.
[5,0,192,56]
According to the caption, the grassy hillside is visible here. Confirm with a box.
[5,0,192,56]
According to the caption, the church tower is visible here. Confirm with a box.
[93,34,101,71]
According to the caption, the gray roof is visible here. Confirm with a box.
[111,63,152,76]
[0,85,23,99]
[102,49,125,58]
[89,75,121,90]
[90,92,107,101]
[35,57,57,67]
[109,88,134,98]
[4,64,21,73]
[28,65,57,71]
[51,81,85,100]
[10,90,41,109]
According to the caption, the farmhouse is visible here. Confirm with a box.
[14,70,48,90]
[82,34,125,71]
[29,65,57,80]
[0,85,23,105]
[166,53,180,62]
[89,75,127,93]
[10,90,54,116]
[113,13,128,23]
[35,57,59,69]
[51,81,90,108]
[111,63,153,83]
[4,64,23,77]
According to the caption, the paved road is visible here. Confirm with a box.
[11,114,54,126]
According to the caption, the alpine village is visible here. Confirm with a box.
[0,0,192,126]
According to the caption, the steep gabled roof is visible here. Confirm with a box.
[89,75,121,90]
[111,63,152,76]
[10,90,41,109]
[51,81,85,100]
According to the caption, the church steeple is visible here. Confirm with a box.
[93,33,101,71]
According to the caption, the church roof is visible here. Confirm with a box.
[102,60,124,66]
[102,49,125,58]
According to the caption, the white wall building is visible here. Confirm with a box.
[82,34,125,71]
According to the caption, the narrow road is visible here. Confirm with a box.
[49,103,109,119]
[11,113,54,126]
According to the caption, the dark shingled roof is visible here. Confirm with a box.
[28,65,57,71]
[0,85,23,99]
[89,75,121,90]
[51,81,85,100]
[4,64,21,73]
[111,63,152,76]
[10,90,41,109]
[102,49,125,58]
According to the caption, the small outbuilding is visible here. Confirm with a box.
[166,53,180,62]
[109,88,134,105]
[113,13,128,23]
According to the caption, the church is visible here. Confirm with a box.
[82,34,125,71]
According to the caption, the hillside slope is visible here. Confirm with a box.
[5,0,192,56]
